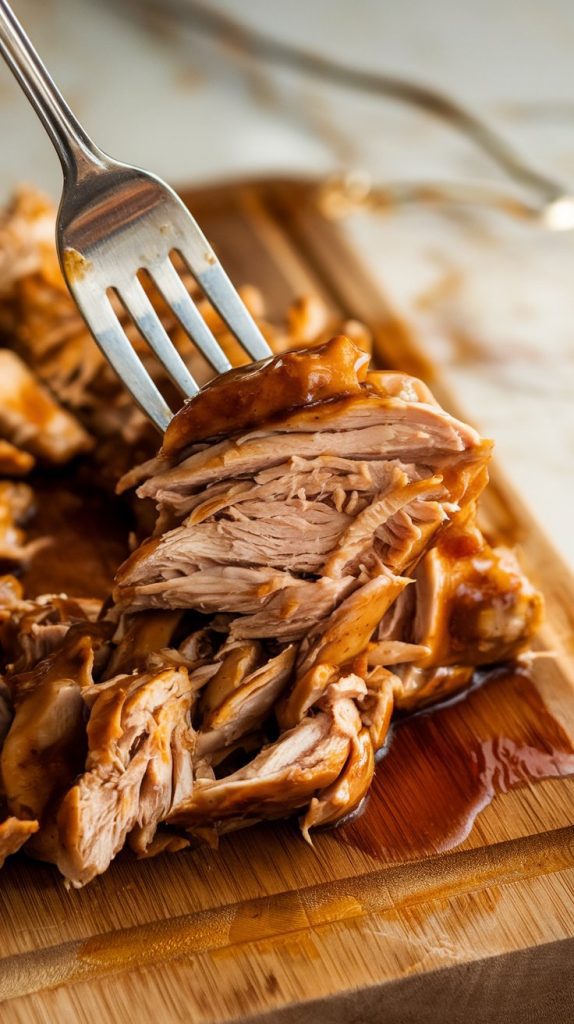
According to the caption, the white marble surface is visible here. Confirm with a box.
[1,0,573,564]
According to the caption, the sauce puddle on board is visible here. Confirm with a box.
[336,669,574,861]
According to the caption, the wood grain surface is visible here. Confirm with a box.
[1,179,573,1024]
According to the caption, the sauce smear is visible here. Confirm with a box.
[337,669,574,860]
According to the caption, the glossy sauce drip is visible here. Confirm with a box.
[162,335,368,452]
[337,669,574,860]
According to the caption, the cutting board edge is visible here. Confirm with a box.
[2,822,574,1007]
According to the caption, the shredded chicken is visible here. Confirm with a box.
[0,350,92,464]
[0,188,543,882]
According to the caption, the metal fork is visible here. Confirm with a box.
[0,0,271,431]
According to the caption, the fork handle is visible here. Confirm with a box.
[0,0,106,182]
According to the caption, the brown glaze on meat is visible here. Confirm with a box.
[162,335,369,453]
[301,725,375,837]
[413,521,544,667]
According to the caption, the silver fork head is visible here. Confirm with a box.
[57,160,272,432]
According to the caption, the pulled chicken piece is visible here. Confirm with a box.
[0,816,39,869]
[56,664,195,887]
[0,350,92,464]
[1,633,98,822]
[169,705,353,826]
[0,578,102,671]
[0,481,45,566]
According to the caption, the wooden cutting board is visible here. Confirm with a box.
[1,179,573,1024]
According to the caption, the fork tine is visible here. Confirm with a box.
[73,286,172,433]
[149,259,232,374]
[118,277,199,398]
[177,245,272,362]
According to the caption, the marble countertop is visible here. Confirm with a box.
[2,0,573,565]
